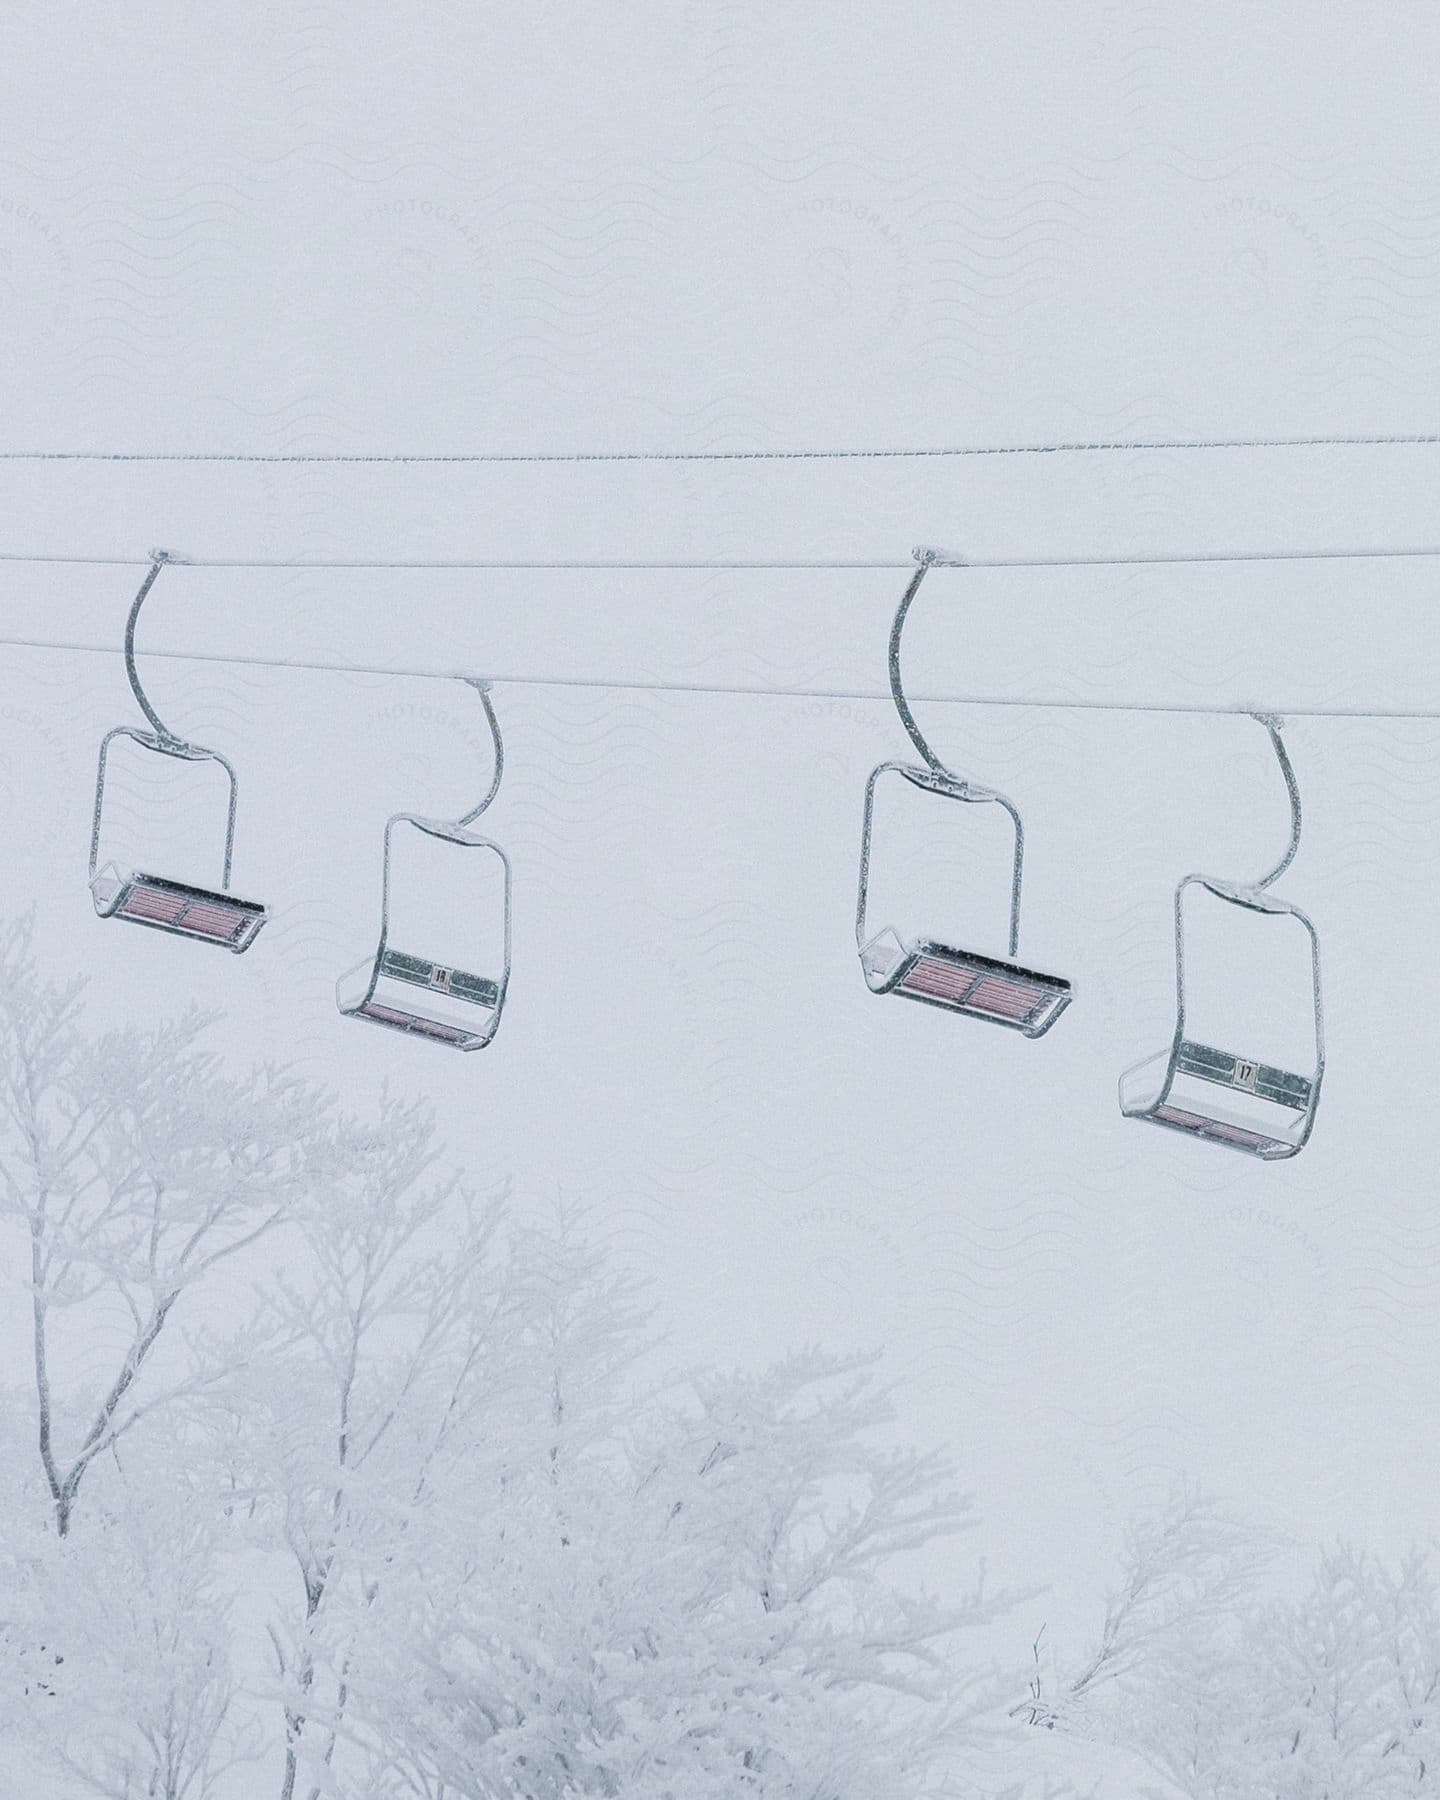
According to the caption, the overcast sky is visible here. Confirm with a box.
[3,0,1439,1679]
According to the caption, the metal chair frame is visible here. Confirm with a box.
[855,546,1073,1037]
[336,680,512,1051]
[1119,714,1324,1159]
[89,552,267,952]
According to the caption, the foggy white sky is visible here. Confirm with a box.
[3,0,1440,1670]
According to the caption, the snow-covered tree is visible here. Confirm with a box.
[0,915,332,1795]
[306,1224,1027,1799]
[203,1181,1033,1798]
[0,917,332,1538]
[0,917,1048,1798]
[1044,1486,1440,1798]
[2,1466,257,1800]
[201,1094,525,1800]
[1250,1544,1440,1798]
[1026,1484,1271,1740]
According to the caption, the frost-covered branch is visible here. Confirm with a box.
[0,920,332,1538]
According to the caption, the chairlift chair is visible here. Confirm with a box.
[336,678,512,1050]
[856,547,1073,1037]
[1119,714,1323,1159]
[89,552,267,952]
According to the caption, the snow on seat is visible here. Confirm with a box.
[91,866,267,953]
[862,930,1072,1038]
[1151,1107,1289,1156]
[1121,1040,1315,1161]
[337,947,503,1053]
[350,1003,476,1049]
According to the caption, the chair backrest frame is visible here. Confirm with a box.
[348,810,513,1023]
[90,725,241,893]
[857,758,1025,964]
[1146,869,1325,1151]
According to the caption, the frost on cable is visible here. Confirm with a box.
[854,547,1073,1039]
[336,679,511,1053]
[88,552,268,953]
[1118,714,1324,1161]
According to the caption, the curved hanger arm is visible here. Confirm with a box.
[453,679,504,828]
[124,550,198,749]
[1249,712,1302,890]
[880,546,1025,956]
[887,546,955,779]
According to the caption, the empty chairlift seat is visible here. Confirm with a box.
[1123,1037,1316,1158]
[339,952,500,1047]
[855,548,1073,1038]
[89,555,267,953]
[335,830,510,1052]
[857,764,1073,1038]
[337,681,512,1053]
[1118,718,1324,1161]
[91,864,266,952]
[861,930,1073,1034]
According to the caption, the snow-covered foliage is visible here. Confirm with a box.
[3,1476,255,1800]
[216,1182,1024,1797]
[0,921,1036,1798]
[340,1337,1021,1797]
[1046,1485,1440,1797]
[0,917,332,1538]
